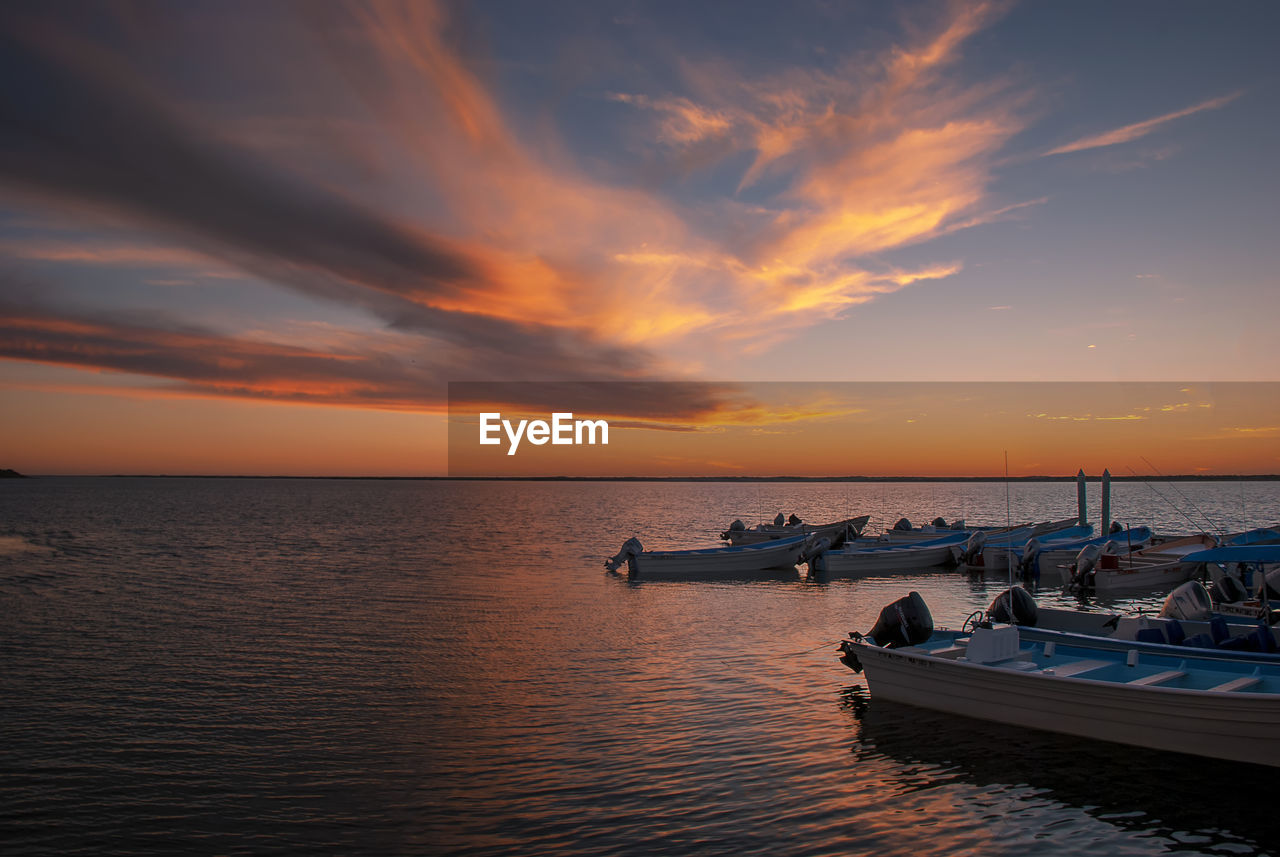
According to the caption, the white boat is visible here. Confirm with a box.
[839,593,1280,767]
[1030,526,1153,584]
[866,517,971,544]
[1083,533,1218,593]
[810,531,969,576]
[721,514,869,546]
[604,533,815,579]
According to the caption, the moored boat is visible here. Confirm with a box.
[839,593,1280,767]
[810,531,969,576]
[1031,526,1154,584]
[605,533,817,579]
[1070,533,1218,593]
[721,514,869,546]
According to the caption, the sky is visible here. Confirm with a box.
[1,1,1278,476]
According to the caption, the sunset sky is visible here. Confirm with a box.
[2,1,1278,476]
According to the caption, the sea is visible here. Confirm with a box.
[4,477,1280,856]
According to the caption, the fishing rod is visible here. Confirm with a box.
[1125,465,1212,536]
[1139,456,1226,539]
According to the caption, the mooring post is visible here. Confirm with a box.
[1101,468,1112,536]
[1076,469,1087,526]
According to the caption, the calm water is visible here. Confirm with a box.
[3,478,1280,856]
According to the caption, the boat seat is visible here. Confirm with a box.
[928,645,967,659]
[1127,669,1186,687]
[1134,628,1167,645]
[1181,633,1215,650]
[1210,673,1262,692]
[1252,624,1278,653]
[1043,659,1110,678]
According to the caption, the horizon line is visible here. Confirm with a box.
[8,474,1280,482]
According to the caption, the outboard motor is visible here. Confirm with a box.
[604,537,644,572]
[950,519,967,530]
[893,517,913,531]
[799,536,831,565]
[987,586,1038,626]
[864,591,934,648]
[1110,521,1124,534]
[1018,537,1042,576]
[1160,580,1214,621]
[788,513,802,526]
[773,513,786,527]
[1208,574,1248,605]
[721,519,746,540]
[957,530,987,566]
[1067,543,1102,590]
[1263,567,1280,601]
[932,517,948,529]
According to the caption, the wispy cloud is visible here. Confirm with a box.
[0,1,1029,407]
[1044,91,1242,156]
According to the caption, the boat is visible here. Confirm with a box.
[1172,544,1280,621]
[810,530,969,576]
[952,518,1082,570]
[862,517,973,544]
[984,585,1280,657]
[1064,530,1280,594]
[976,522,1094,572]
[1070,533,1219,593]
[720,514,869,546]
[1030,526,1154,584]
[839,593,1280,767]
[604,533,817,579]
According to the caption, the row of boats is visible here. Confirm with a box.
[604,511,1277,594]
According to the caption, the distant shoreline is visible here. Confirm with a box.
[10,474,1280,482]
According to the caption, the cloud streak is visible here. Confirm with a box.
[1044,91,1242,156]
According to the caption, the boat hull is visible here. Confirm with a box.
[814,539,962,575]
[628,536,809,578]
[846,635,1280,767]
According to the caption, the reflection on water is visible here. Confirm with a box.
[842,690,1280,853]
[2,477,1279,855]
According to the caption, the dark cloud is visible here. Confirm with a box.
[0,299,734,419]
[0,5,657,383]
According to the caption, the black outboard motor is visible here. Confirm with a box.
[773,513,786,526]
[892,517,913,531]
[865,591,934,648]
[1209,574,1248,605]
[987,586,1038,626]
[932,517,947,529]
[721,519,746,540]
[1110,521,1124,534]
[788,513,802,526]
